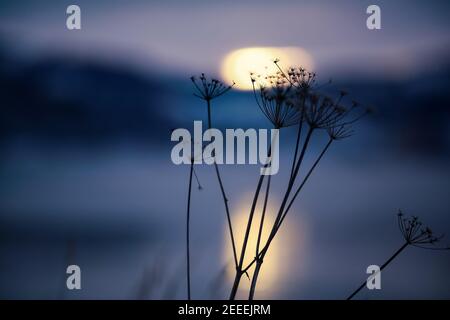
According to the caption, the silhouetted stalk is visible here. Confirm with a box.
[241,127,313,300]
[248,126,312,300]
[229,270,243,300]
[229,130,277,300]
[289,106,305,180]
[229,161,266,300]
[272,127,314,233]
[347,212,450,299]
[256,175,271,257]
[248,259,263,300]
[185,161,194,300]
[347,242,408,300]
[249,163,272,301]
[206,99,238,269]
[277,138,333,229]
[192,167,202,190]
[249,135,331,299]
[244,138,333,273]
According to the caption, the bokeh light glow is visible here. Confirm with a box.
[221,47,315,90]
[224,194,305,298]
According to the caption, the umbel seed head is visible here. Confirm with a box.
[191,74,234,101]
[397,210,449,250]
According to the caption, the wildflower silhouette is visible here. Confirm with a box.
[347,211,450,300]
[170,131,203,299]
[191,74,234,101]
[190,74,238,298]
[184,62,369,300]
[230,70,302,299]
[229,61,370,300]
[251,71,301,129]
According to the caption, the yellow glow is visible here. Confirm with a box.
[221,47,314,90]
[224,194,306,298]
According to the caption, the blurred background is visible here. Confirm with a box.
[0,0,449,299]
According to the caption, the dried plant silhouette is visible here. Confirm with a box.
[177,58,449,300]
[230,62,369,300]
[178,137,205,300]
[184,61,372,300]
[347,211,450,300]
[187,75,236,299]
[185,159,193,300]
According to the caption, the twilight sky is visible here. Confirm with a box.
[0,0,449,79]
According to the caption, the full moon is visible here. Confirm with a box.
[221,47,314,90]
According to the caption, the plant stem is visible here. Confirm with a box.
[192,167,202,189]
[290,105,305,180]
[186,161,194,300]
[229,130,278,300]
[347,242,409,300]
[289,120,302,179]
[249,146,274,301]
[271,127,314,240]
[234,126,308,300]
[248,137,331,297]
[230,168,266,300]
[206,99,239,269]
[256,174,271,257]
[277,139,333,229]
[248,260,263,300]
[248,165,272,301]
[249,138,331,267]
[229,270,243,300]
[246,128,313,294]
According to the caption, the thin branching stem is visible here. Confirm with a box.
[347,242,409,300]
[290,110,305,180]
[248,260,263,300]
[347,213,449,300]
[186,161,194,300]
[249,149,274,301]
[242,137,332,273]
[229,129,278,300]
[206,99,239,269]
[192,167,202,190]
[248,176,271,301]
[245,128,314,299]
[229,162,267,300]
[272,127,314,231]
[248,136,331,297]
[278,138,333,229]
[256,174,271,257]
[267,138,331,255]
